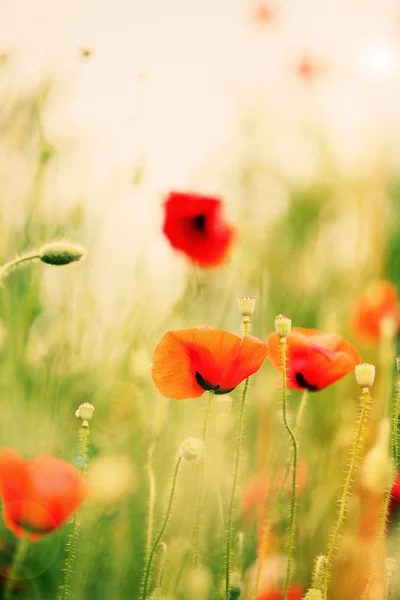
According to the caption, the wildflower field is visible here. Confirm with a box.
[2,1,400,599]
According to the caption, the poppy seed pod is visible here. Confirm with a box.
[39,241,85,266]
[238,297,256,318]
[355,363,375,389]
[179,437,203,462]
[76,403,95,422]
[274,315,292,338]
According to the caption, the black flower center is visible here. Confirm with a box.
[192,214,206,232]
[295,372,319,392]
[195,371,234,395]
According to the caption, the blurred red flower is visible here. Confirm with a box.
[267,328,361,391]
[152,325,268,400]
[388,470,400,524]
[258,585,304,600]
[254,2,274,24]
[162,191,235,267]
[0,449,86,541]
[296,56,326,82]
[350,281,399,344]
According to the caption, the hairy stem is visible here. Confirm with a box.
[281,337,298,600]
[193,390,215,567]
[0,252,40,281]
[323,388,371,600]
[5,535,30,599]
[225,377,250,600]
[58,424,89,600]
[142,456,182,600]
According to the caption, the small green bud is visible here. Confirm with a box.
[179,437,203,462]
[355,363,375,389]
[274,314,292,338]
[76,402,95,422]
[39,241,85,266]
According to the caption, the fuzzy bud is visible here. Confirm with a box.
[39,241,85,266]
[304,590,323,600]
[76,402,95,422]
[355,363,375,389]
[274,314,292,338]
[179,437,203,462]
[238,296,256,317]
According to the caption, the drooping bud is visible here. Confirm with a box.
[274,314,292,338]
[355,363,375,389]
[238,296,256,317]
[304,590,323,600]
[76,402,95,422]
[39,241,85,266]
[179,437,203,462]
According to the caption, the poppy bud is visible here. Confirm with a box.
[355,363,375,389]
[39,241,85,266]
[238,296,256,317]
[76,402,95,422]
[179,437,203,462]
[274,314,292,338]
[304,590,323,600]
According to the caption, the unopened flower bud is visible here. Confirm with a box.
[274,314,292,338]
[304,590,323,600]
[238,297,256,317]
[355,363,375,388]
[179,437,203,462]
[39,241,85,266]
[76,402,95,421]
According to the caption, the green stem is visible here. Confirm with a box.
[142,456,182,600]
[281,337,297,600]
[361,381,400,600]
[193,390,214,567]
[0,252,40,281]
[225,377,250,600]
[5,536,30,599]
[254,389,307,600]
[323,388,371,600]
[146,446,156,560]
[58,424,89,600]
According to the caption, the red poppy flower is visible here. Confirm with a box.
[0,449,86,541]
[258,586,304,600]
[152,325,268,400]
[296,56,325,81]
[267,328,361,392]
[254,2,274,24]
[388,471,400,525]
[162,191,235,267]
[350,281,400,344]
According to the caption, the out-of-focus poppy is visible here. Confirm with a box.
[388,471,400,525]
[162,191,235,268]
[254,2,274,23]
[152,325,268,400]
[257,585,304,600]
[267,328,361,392]
[350,281,399,344]
[296,56,325,81]
[0,449,86,541]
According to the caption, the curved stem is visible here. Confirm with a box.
[58,424,89,600]
[323,388,371,600]
[281,337,298,600]
[146,448,156,559]
[142,456,182,600]
[5,535,30,599]
[0,252,40,281]
[225,377,250,600]
[193,390,214,567]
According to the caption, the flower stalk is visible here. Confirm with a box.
[322,365,374,600]
[5,535,30,600]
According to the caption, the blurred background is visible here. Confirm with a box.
[1,0,400,598]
